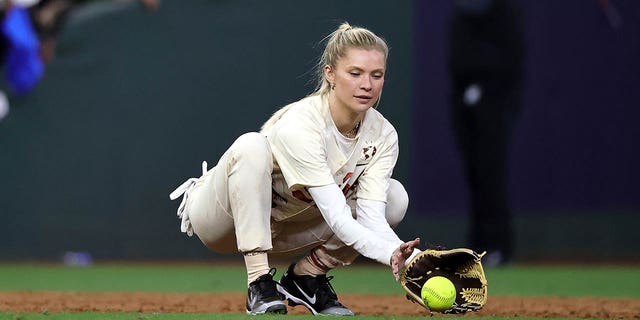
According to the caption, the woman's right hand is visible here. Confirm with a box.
[391,237,420,281]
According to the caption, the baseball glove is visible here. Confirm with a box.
[399,248,488,314]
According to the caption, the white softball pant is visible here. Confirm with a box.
[171,132,408,265]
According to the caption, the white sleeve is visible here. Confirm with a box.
[308,184,399,265]
[355,199,404,244]
[357,199,422,266]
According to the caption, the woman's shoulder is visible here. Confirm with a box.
[281,95,325,123]
[290,95,323,112]
[364,107,397,136]
[262,95,324,133]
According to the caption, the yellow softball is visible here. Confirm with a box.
[421,276,456,312]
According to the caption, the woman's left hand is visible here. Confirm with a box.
[391,237,420,281]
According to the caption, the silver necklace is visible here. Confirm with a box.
[344,121,361,138]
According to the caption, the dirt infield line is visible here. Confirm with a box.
[1,292,639,318]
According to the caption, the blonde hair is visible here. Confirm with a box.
[312,22,389,96]
[262,22,388,131]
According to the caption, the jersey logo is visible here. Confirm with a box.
[360,141,377,162]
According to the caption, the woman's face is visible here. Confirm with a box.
[325,48,386,116]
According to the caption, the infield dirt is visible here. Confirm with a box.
[1,292,639,318]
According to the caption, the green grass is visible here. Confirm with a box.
[485,265,640,297]
[0,263,639,297]
[0,263,638,319]
[0,264,243,293]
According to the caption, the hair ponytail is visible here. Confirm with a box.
[262,23,388,131]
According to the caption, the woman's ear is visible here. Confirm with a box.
[324,65,335,84]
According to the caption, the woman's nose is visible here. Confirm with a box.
[361,77,372,91]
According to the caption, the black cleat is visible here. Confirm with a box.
[278,263,354,316]
[246,268,287,315]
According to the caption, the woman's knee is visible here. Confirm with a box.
[386,179,409,228]
[201,232,238,254]
[228,132,272,172]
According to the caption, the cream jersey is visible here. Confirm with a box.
[261,94,404,264]
[261,94,400,221]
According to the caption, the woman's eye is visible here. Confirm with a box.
[350,72,360,76]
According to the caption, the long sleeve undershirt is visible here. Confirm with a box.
[308,184,402,265]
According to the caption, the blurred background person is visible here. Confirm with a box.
[0,0,44,121]
[0,0,158,121]
[28,0,159,64]
[448,0,525,266]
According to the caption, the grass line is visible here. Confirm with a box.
[0,263,638,297]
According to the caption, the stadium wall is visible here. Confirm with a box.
[0,0,637,262]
